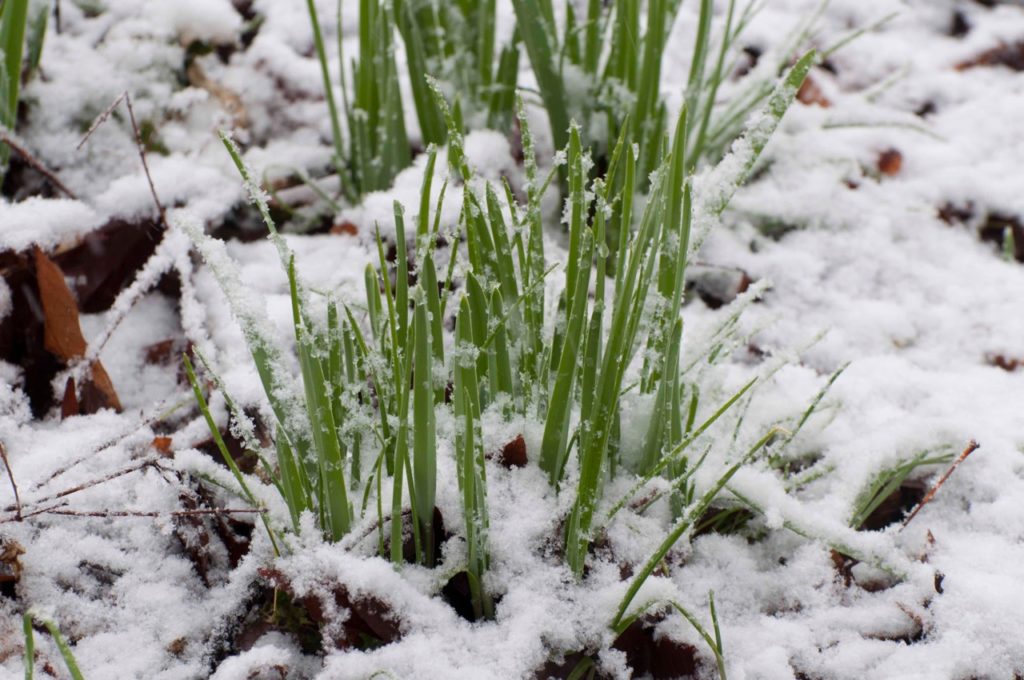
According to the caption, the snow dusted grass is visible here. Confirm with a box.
[5,0,1024,678]
[305,0,519,200]
[178,30,817,675]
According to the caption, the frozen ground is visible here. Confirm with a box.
[1,0,1024,678]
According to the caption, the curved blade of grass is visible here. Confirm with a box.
[700,49,815,217]
[184,354,283,552]
[668,595,727,680]
[38,618,84,680]
[606,377,757,522]
[177,217,313,487]
[613,428,778,627]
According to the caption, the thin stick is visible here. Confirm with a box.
[6,460,154,513]
[0,441,23,521]
[123,92,168,226]
[22,508,266,520]
[75,91,167,226]
[41,391,191,485]
[0,129,76,199]
[901,440,979,530]
[76,92,126,150]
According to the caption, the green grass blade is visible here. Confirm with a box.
[25,3,45,79]
[0,0,29,177]
[539,230,594,483]
[417,147,438,237]
[304,0,345,172]
[411,292,437,565]
[702,50,816,217]
[184,354,282,553]
[0,0,28,123]
[22,612,33,680]
[394,1,446,146]
[683,0,714,141]
[288,256,351,540]
[488,288,514,401]
[454,298,492,619]
[464,272,491,396]
[393,202,410,351]
[633,0,669,159]
[509,0,570,152]
[613,428,777,627]
[564,123,587,306]
[688,0,737,168]
[668,597,728,680]
[487,31,520,128]
[40,619,84,680]
[484,183,522,313]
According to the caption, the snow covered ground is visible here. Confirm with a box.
[1,0,1024,678]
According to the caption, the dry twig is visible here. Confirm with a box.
[15,507,265,521]
[0,128,76,199]
[901,440,979,529]
[76,91,167,225]
[0,441,22,521]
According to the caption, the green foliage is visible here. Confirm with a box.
[182,134,362,546]
[510,0,775,184]
[183,353,282,555]
[304,0,518,201]
[186,22,808,629]
[0,0,30,181]
[850,447,955,530]
[23,613,85,680]
[671,594,727,680]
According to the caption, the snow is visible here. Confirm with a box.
[0,198,102,252]
[2,0,1024,678]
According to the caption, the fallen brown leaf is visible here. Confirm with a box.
[331,221,359,236]
[34,248,122,414]
[878,149,903,176]
[498,434,528,468]
[797,76,831,107]
[956,41,1024,71]
[60,377,79,420]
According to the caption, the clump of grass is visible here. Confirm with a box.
[512,0,790,178]
[306,0,409,199]
[184,33,810,635]
[304,0,518,201]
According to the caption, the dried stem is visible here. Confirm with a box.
[901,439,979,530]
[14,507,265,522]
[75,91,167,226]
[6,460,156,514]
[42,392,191,486]
[76,92,126,150]
[0,441,23,521]
[0,128,76,199]
[123,92,168,227]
